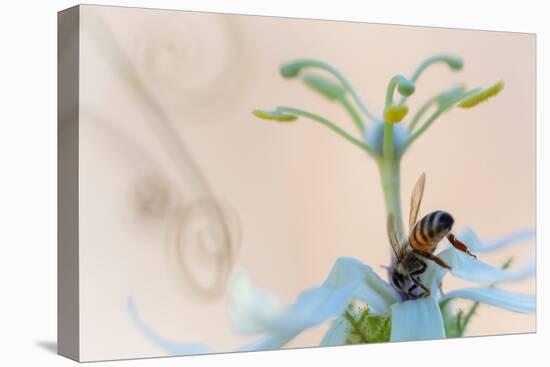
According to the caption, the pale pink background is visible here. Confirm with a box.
[77,5,535,361]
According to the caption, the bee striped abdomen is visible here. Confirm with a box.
[410,211,454,253]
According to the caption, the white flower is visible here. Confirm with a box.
[128,228,534,354]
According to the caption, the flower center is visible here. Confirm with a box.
[363,121,409,158]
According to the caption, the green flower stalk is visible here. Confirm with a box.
[253,54,504,242]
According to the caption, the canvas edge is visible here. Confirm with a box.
[57,4,81,362]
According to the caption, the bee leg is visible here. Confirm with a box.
[407,284,418,298]
[407,263,430,297]
[412,249,452,270]
[410,276,430,298]
[447,233,477,259]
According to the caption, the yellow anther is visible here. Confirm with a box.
[252,110,298,122]
[458,81,504,108]
[383,105,409,123]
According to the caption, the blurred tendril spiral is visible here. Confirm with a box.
[170,197,242,299]
[84,8,244,300]
[133,12,250,122]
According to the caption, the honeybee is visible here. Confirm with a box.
[387,173,476,298]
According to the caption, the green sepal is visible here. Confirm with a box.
[364,314,392,343]
[345,306,391,344]
[440,300,462,338]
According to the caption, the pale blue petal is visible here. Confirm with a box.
[229,272,284,335]
[270,257,397,335]
[232,257,398,349]
[455,228,483,252]
[127,297,212,355]
[520,255,536,278]
[320,317,350,347]
[390,297,446,342]
[422,248,536,292]
[440,287,536,314]
[130,257,400,354]
[236,332,303,352]
[355,265,401,314]
[129,296,295,354]
[458,228,535,253]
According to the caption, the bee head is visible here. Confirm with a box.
[391,269,407,290]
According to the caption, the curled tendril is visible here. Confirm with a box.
[169,197,242,299]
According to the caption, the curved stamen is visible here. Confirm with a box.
[385,75,415,110]
[253,107,378,157]
[402,83,500,152]
[397,55,463,106]
[458,81,504,108]
[280,59,379,121]
[408,86,465,132]
[410,54,463,83]
[302,73,366,132]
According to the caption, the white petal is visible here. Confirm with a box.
[320,317,350,346]
[440,287,536,314]
[127,298,212,355]
[458,228,535,253]
[422,248,535,292]
[390,297,446,342]
[229,272,284,335]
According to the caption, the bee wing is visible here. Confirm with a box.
[409,172,426,232]
[387,214,404,260]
